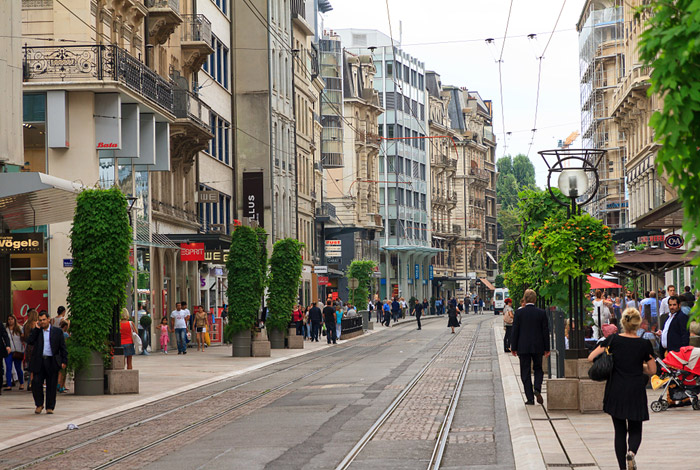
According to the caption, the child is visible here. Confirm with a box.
[160,317,170,354]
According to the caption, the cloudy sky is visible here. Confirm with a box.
[323,0,586,188]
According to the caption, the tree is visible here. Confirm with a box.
[512,154,536,189]
[497,207,520,247]
[67,188,132,372]
[497,155,513,176]
[266,239,304,332]
[496,173,520,210]
[347,260,376,308]
[494,274,505,288]
[638,0,700,319]
[225,225,263,340]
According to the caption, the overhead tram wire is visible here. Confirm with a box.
[527,0,568,157]
[496,0,514,158]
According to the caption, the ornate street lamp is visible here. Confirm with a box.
[538,148,606,358]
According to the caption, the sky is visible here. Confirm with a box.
[322,0,586,189]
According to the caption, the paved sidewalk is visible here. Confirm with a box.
[0,313,430,451]
[494,319,700,470]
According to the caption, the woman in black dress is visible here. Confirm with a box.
[588,308,656,470]
[447,304,460,333]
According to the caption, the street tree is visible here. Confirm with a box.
[512,154,537,189]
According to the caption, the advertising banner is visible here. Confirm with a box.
[12,290,48,325]
[242,172,264,226]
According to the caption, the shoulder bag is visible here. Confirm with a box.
[130,321,143,354]
[10,334,24,361]
[588,335,614,381]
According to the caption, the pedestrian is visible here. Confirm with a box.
[26,310,67,414]
[626,291,639,310]
[422,298,429,316]
[375,296,383,323]
[382,300,391,326]
[57,321,70,393]
[473,297,479,314]
[510,289,550,405]
[323,300,337,344]
[120,308,136,369]
[303,306,311,340]
[613,296,622,321]
[136,303,150,355]
[170,302,189,355]
[435,297,443,316]
[478,297,484,314]
[159,317,170,354]
[592,289,611,339]
[335,304,344,340]
[4,315,25,391]
[412,299,423,330]
[51,306,67,328]
[308,302,322,342]
[194,306,208,352]
[503,298,514,353]
[447,302,459,333]
[399,297,407,318]
[0,318,12,393]
[588,308,656,470]
[391,297,400,323]
[22,309,38,392]
[293,305,304,336]
[457,299,465,316]
[655,295,689,358]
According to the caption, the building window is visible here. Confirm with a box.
[398,188,404,205]
[208,113,230,165]
[204,35,229,89]
[395,61,402,80]
[413,192,419,209]
[406,190,412,207]
[404,65,410,84]
[386,61,393,78]
[214,0,228,15]
[418,73,424,90]
[421,193,426,211]
[198,185,232,234]
[420,163,426,181]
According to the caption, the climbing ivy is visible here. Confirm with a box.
[225,225,262,339]
[638,1,700,320]
[66,188,132,373]
[266,238,304,332]
[347,260,376,308]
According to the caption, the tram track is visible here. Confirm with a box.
[335,317,487,470]
[2,318,430,470]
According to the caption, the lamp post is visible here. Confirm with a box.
[538,148,605,358]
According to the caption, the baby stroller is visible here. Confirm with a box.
[650,346,700,412]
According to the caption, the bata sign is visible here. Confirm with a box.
[180,243,205,261]
[0,233,44,254]
[97,142,118,148]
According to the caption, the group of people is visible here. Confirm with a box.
[0,308,69,414]
[166,302,211,355]
[294,299,355,344]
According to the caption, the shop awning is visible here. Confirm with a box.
[479,278,496,290]
[0,172,83,230]
[633,199,682,230]
[612,248,696,276]
[587,275,622,289]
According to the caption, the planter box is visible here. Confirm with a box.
[577,358,593,379]
[252,329,268,342]
[287,334,304,349]
[269,329,285,349]
[232,329,252,357]
[105,369,139,394]
[546,378,579,411]
[251,340,271,357]
[579,379,605,413]
[74,351,105,396]
[108,355,125,370]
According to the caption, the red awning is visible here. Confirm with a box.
[587,275,622,289]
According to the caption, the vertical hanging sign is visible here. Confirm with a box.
[242,172,264,226]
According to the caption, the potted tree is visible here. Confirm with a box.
[67,188,132,395]
[225,225,263,357]
[266,239,303,348]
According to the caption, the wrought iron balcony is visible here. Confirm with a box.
[23,44,174,113]
[291,0,306,19]
[173,88,212,132]
[315,201,337,222]
[468,167,490,183]
[181,14,213,73]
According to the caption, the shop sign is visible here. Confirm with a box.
[198,191,219,203]
[0,233,44,254]
[314,265,328,274]
[665,234,684,249]
[415,264,420,280]
[180,243,205,261]
[637,235,664,244]
[318,276,329,285]
[204,250,229,263]
[12,290,48,325]
[242,172,264,226]
[429,265,434,280]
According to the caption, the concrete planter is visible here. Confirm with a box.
[231,329,252,357]
[269,329,285,349]
[74,351,104,396]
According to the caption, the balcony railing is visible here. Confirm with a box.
[316,201,336,218]
[173,88,212,130]
[452,224,462,235]
[146,0,179,8]
[154,200,198,224]
[23,44,174,113]
[469,167,490,182]
[291,0,305,19]
[181,14,212,44]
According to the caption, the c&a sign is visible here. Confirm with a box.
[0,233,44,254]
[180,243,205,261]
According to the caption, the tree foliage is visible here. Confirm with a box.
[347,260,376,308]
[67,188,132,373]
[638,0,700,320]
[266,238,304,332]
[513,154,536,189]
[494,274,505,288]
[225,225,262,339]
[496,154,538,210]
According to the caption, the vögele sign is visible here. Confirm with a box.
[0,233,44,254]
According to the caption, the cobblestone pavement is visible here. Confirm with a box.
[1,314,515,470]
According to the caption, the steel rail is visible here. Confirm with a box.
[7,318,425,470]
[334,319,484,470]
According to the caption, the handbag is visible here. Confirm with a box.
[204,331,211,346]
[588,336,614,381]
[10,335,24,361]
[130,322,143,354]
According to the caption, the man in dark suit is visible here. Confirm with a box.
[656,295,689,358]
[511,289,550,405]
[27,310,67,414]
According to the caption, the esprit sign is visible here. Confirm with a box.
[0,233,44,254]
[180,243,205,261]
[665,234,684,249]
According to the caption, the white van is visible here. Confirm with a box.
[493,288,509,314]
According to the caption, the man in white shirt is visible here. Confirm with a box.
[658,285,675,321]
[170,302,190,355]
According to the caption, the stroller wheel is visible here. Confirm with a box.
[651,401,663,413]
[660,399,670,411]
[692,398,700,411]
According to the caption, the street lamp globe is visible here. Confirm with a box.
[557,168,588,199]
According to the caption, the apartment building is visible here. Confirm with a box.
[426,72,459,300]
[577,0,628,229]
[15,0,217,330]
[337,29,437,302]
[446,87,498,300]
